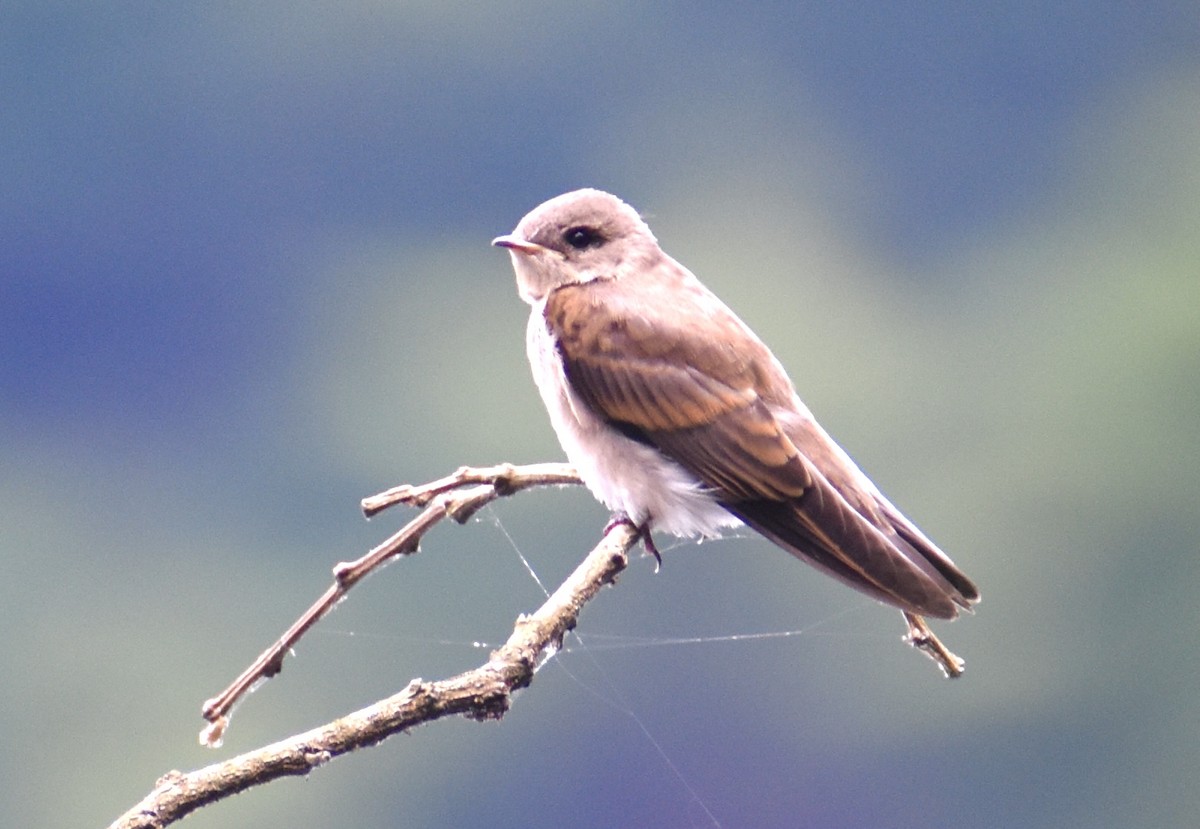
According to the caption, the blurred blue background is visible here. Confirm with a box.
[4,3,1199,828]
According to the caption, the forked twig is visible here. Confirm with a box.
[360,461,582,517]
[108,511,636,829]
[200,460,967,747]
[107,461,969,829]
[199,462,582,746]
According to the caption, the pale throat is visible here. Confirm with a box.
[509,251,565,304]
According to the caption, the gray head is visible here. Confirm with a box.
[493,188,663,304]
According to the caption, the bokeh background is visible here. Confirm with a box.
[5,4,1199,828]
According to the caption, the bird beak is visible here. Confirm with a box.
[492,234,548,256]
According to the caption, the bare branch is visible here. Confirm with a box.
[360,461,581,517]
[902,611,966,678]
[108,459,969,829]
[109,514,636,829]
[200,462,583,740]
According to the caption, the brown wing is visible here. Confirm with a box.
[776,414,980,611]
[544,274,977,619]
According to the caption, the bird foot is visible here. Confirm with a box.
[902,612,965,678]
[604,512,662,572]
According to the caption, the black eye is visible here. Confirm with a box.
[563,225,601,250]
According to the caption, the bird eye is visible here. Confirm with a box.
[563,226,601,250]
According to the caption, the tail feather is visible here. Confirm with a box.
[724,469,976,619]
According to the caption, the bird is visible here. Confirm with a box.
[492,188,979,675]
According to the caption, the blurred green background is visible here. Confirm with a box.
[5,4,1199,828]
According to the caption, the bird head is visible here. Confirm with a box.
[493,188,661,303]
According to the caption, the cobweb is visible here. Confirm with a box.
[484,505,873,828]
[319,503,878,828]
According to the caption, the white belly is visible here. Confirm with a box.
[526,307,741,539]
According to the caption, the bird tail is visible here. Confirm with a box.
[725,473,978,620]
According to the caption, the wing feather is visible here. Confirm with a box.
[544,275,978,618]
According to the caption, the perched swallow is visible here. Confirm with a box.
[493,189,978,655]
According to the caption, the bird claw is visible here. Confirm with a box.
[604,512,662,572]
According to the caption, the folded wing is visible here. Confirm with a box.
[545,276,979,619]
